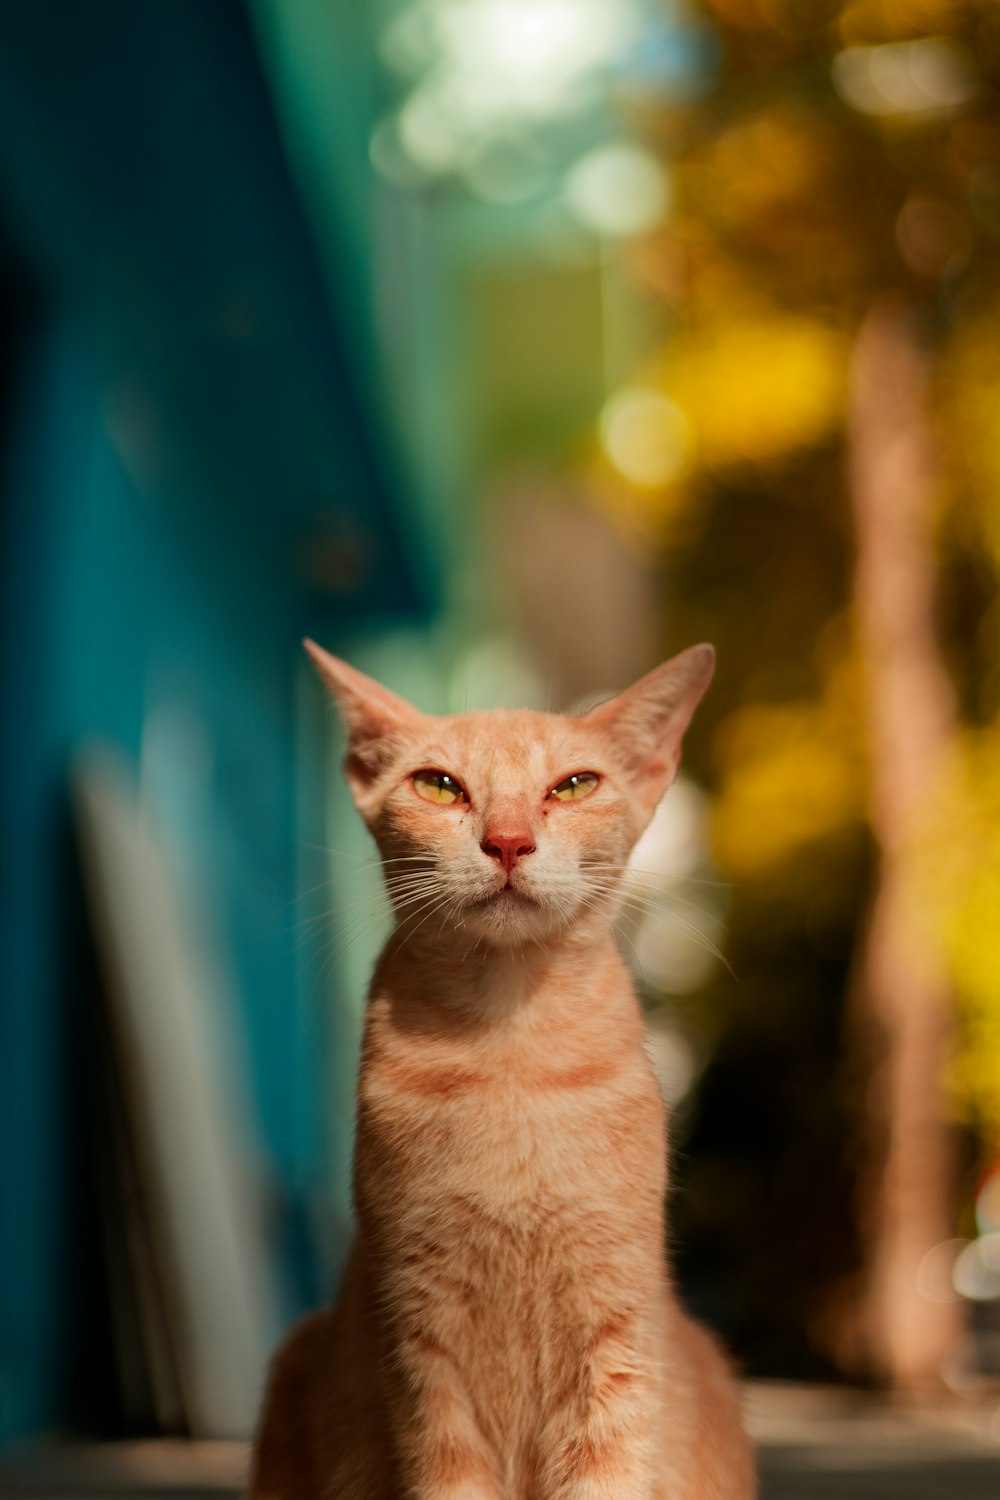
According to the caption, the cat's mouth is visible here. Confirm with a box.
[467,884,539,910]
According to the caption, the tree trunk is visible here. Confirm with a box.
[844,301,963,1389]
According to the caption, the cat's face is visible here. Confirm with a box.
[306,642,714,949]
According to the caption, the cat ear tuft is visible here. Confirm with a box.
[584,645,715,813]
[303,639,422,801]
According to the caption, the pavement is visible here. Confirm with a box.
[0,1384,998,1498]
[748,1380,1000,1498]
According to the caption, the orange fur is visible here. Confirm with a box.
[249,644,756,1499]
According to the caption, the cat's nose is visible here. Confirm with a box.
[480,828,536,875]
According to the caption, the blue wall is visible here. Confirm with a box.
[0,1,433,1440]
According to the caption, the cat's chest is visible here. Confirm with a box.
[356,1016,666,1211]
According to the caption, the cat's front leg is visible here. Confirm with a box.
[390,1332,504,1500]
[545,1314,654,1500]
[552,1393,653,1500]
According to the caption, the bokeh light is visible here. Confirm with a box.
[599,386,691,487]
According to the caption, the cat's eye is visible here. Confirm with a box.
[412,770,468,805]
[549,772,600,802]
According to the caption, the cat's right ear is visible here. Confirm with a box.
[304,639,423,805]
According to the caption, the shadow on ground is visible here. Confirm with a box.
[761,1449,1000,1499]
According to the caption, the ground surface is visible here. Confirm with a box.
[1,1384,998,1498]
[747,1381,1000,1498]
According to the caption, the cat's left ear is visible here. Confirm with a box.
[583,645,715,815]
[304,639,424,804]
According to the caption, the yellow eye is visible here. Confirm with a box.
[550,772,600,802]
[412,770,467,805]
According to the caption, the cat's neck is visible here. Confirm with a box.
[371,927,635,1035]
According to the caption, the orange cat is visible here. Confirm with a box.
[249,642,756,1500]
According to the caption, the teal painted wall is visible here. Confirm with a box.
[0,1,435,1440]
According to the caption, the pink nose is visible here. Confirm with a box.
[480,828,536,875]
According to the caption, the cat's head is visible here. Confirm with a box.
[306,641,714,949]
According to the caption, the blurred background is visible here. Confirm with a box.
[3,0,1000,1473]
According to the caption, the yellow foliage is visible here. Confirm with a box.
[587,311,849,543]
[688,107,839,231]
[702,0,835,35]
[586,311,848,545]
[937,308,1000,562]
[665,314,849,471]
[699,0,772,31]
[711,646,866,879]
[837,0,969,45]
[920,723,1000,1144]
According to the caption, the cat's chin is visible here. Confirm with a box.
[456,884,616,949]
[455,885,559,946]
